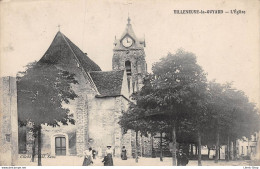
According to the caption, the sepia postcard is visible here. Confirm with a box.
[0,0,259,168]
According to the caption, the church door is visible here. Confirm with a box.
[55,137,66,156]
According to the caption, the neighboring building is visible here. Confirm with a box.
[236,133,258,159]
[257,131,260,159]
[0,77,19,165]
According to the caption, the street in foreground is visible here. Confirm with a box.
[16,156,260,166]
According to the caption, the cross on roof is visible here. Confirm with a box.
[124,0,132,18]
[57,24,61,31]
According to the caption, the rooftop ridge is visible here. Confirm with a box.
[59,32,100,94]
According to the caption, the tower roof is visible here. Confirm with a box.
[120,17,137,40]
[114,17,145,50]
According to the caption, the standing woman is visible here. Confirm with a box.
[82,147,93,166]
[105,146,113,166]
[121,146,127,160]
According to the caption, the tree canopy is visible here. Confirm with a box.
[17,61,78,165]
[118,49,260,166]
[17,62,78,127]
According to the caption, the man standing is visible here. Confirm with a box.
[177,149,189,166]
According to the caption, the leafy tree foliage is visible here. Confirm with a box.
[119,49,260,166]
[17,61,78,165]
[206,81,260,162]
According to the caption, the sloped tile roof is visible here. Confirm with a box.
[89,70,124,97]
[39,31,101,72]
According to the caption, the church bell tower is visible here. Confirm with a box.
[112,17,147,92]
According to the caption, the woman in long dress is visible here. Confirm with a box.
[121,146,127,160]
[104,146,113,166]
[82,148,93,166]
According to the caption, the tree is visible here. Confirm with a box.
[132,49,208,165]
[119,49,260,165]
[206,81,230,163]
[185,98,209,166]
[206,81,260,163]
[221,85,260,160]
[17,61,78,166]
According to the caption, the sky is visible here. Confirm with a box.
[1,0,259,106]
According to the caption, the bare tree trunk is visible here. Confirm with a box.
[197,130,202,166]
[233,139,237,160]
[208,147,210,159]
[37,126,42,166]
[230,140,234,160]
[160,132,163,161]
[195,145,198,156]
[151,135,153,156]
[135,130,138,163]
[141,136,143,157]
[227,136,230,161]
[215,131,219,163]
[151,135,155,158]
[191,144,194,156]
[31,137,36,162]
[171,124,177,166]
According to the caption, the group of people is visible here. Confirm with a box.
[82,146,188,166]
[82,146,128,166]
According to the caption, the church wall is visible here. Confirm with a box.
[88,96,116,155]
[119,94,133,157]
[121,130,133,158]
[88,96,130,157]
[114,97,126,157]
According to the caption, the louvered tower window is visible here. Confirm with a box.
[125,61,131,76]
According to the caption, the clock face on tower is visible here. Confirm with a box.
[122,36,133,48]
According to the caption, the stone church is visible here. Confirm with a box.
[18,17,152,157]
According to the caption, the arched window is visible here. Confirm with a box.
[125,60,131,76]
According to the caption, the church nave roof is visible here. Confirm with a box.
[39,31,101,72]
[89,70,124,97]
